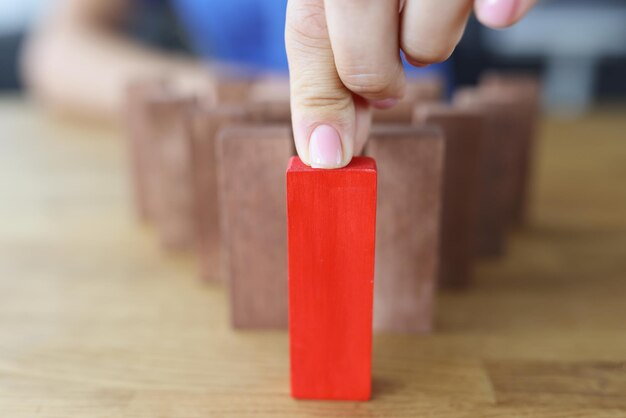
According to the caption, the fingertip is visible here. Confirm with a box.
[371,98,399,110]
[308,124,344,169]
[475,0,519,29]
[405,55,431,69]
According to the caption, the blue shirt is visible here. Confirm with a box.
[170,0,451,84]
[173,0,289,72]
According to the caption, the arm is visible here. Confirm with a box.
[21,0,211,122]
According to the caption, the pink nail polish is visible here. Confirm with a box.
[372,98,399,109]
[308,125,343,169]
[477,0,517,27]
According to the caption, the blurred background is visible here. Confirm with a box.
[1,0,626,112]
[1,1,626,415]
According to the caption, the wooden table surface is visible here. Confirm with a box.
[1,97,625,417]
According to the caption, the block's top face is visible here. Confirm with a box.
[217,124,293,143]
[191,103,249,119]
[414,103,486,121]
[369,124,444,142]
[287,157,377,174]
[453,87,522,108]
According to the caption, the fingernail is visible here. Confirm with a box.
[477,0,517,27]
[308,125,343,169]
[372,98,399,109]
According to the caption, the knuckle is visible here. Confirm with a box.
[292,75,352,113]
[298,95,352,114]
[338,68,398,98]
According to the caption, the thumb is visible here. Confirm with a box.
[285,0,368,169]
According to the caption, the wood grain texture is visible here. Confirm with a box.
[217,125,294,328]
[287,157,377,400]
[189,104,248,282]
[479,72,541,226]
[366,126,445,333]
[1,98,626,417]
[453,88,509,257]
[414,105,485,287]
[485,360,626,408]
[455,87,532,230]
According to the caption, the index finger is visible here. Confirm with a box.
[285,0,368,168]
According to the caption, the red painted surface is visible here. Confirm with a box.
[286,157,377,401]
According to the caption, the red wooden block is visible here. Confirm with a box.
[414,105,485,287]
[217,125,294,328]
[366,126,445,332]
[287,157,377,401]
[189,104,248,282]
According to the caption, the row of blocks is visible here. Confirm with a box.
[125,72,540,334]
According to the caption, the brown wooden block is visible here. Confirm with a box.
[372,101,418,124]
[365,125,445,333]
[245,100,291,123]
[454,87,524,255]
[414,105,486,287]
[406,74,446,101]
[148,93,197,251]
[449,93,508,258]
[372,75,444,123]
[246,76,291,123]
[189,104,249,282]
[479,72,541,225]
[248,76,290,103]
[216,77,252,104]
[217,125,294,328]
[124,78,167,222]
[480,72,542,106]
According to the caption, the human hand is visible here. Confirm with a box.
[285,0,537,168]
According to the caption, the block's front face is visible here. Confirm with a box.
[218,125,293,328]
[287,157,377,401]
[190,107,247,282]
[151,97,197,251]
[190,110,224,281]
[366,126,445,333]
[454,88,529,231]
[414,108,485,287]
[125,79,165,222]
[478,76,540,226]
